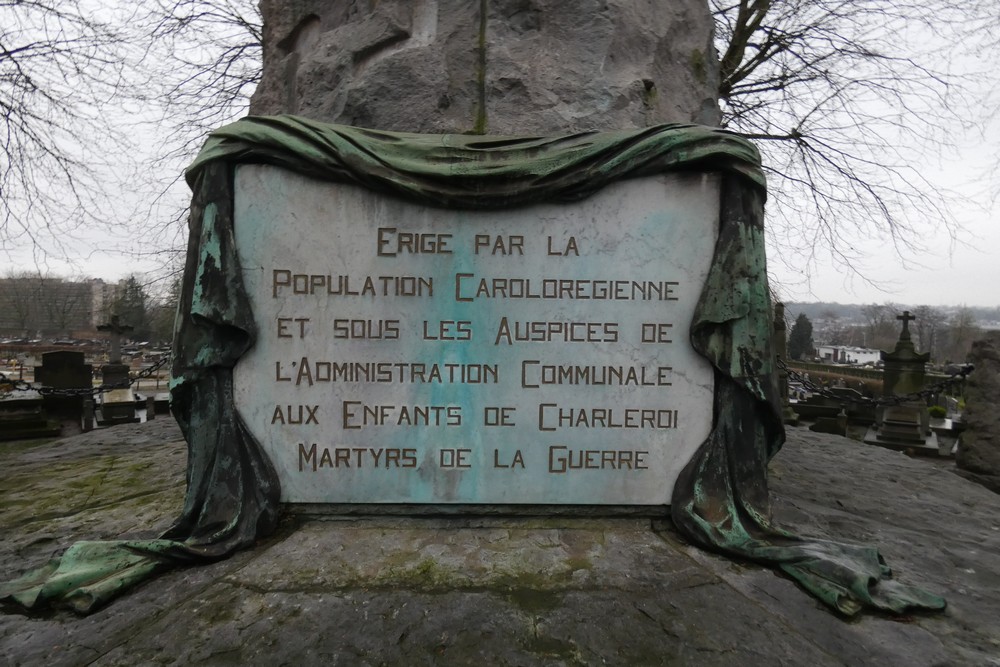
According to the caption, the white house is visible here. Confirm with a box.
[814,345,882,365]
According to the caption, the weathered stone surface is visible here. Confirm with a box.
[0,420,186,577]
[766,430,1000,666]
[234,167,719,505]
[3,421,1000,665]
[956,332,1000,492]
[251,0,719,134]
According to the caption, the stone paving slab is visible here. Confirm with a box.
[1,421,999,665]
[767,429,1000,666]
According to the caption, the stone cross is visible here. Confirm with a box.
[97,315,133,365]
[897,310,916,341]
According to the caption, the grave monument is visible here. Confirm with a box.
[96,316,139,425]
[864,311,937,453]
[1,1,944,617]
[0,393,60,441]
[34,350,92,427]
[34,350,92,395]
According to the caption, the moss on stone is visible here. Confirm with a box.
[690,48,707,84]
[375,557,454,589]
[505,587,563,613]
[564,555,592,573]
[642,79,658,105]
[524,633,584,664]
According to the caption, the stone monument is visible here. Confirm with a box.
[33,350,91,428]
[0,396,61,441]
[0,2,946,618]
[250,0,721,134]
[773,302,800,425]
[96,316,138,425]
[34,350,92,392]
[235,164,719,505]
[956,331,1000,492]
[864,311,937,453]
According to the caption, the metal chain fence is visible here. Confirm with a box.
[777,357,974,407]
[0,355,171,399]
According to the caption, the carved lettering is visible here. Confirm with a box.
[377,227,453,256]
[641,323,673,343]
[271,404,320,425]
[474,234,524,255]
[422,320,472,341]
[277,317,310,338]
[298,443,418,471]
[342,401,463,429]
[494,318,619,345]
[546,235,579,256]
[272,360,498,385]
[439,448,472,468]
[547,446,649,473]
[455,275,678,302]
[272,270,433,297]
[483,406,516,426]
[234,165,723,506]
[332,318,399,340]
[538,405,679,431]
[520,360,671,388]
[493,449,525,468]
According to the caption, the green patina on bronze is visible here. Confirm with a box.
[1,115,944,616]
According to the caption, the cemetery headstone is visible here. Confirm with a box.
[881,311,930,396]
[82,396,95,432]
[33,350,92,430]
[34,350,92,391]
[793,392,845,422]
[0,397,60,441]
[96,316,138,425]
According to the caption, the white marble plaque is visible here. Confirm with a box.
[232,165,718,504]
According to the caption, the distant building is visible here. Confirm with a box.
[0,277,112,337]
[815,344,882,365]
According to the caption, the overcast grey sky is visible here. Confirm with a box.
[6,117,997,308]
[3,2,997,308]
[769,120,999,308]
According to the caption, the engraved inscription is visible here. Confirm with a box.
[232,166,719,505]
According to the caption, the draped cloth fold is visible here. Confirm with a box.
[1,116,943,616]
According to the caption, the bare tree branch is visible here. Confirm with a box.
[712,0,990,287]
[0,1,147,267]
[5,0,998,294]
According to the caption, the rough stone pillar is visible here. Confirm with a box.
[773,302,800,425]
[956,332,1000,493]
[251,0,720,134]
[774,303,789,397]
[82,396,94,432]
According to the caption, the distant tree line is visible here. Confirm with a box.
[0,272,177,344]
[3,0,999,289]
[787,313,814,360]
[784,302,988,364]
[787,301,999,327]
